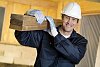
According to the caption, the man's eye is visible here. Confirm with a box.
[72,18,77,20]
[66,16,69,19]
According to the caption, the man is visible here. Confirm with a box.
[15,2,88,67]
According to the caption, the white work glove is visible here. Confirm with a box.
[45,16,58,37]
[25,9,45,24]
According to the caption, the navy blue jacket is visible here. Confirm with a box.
[15,26,88,67]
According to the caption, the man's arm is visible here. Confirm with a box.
[54,34,88,64]
[15,30,44,48]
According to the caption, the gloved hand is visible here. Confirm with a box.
[45,16,58,37]
[45,16,56,29]
[25,9,45,24]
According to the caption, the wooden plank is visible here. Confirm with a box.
[9,14,62,31]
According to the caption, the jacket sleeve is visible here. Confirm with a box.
[15,30,43,48]
[54,33,88,64]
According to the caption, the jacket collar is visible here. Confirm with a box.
[57,25,78,38]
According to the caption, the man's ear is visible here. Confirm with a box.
[62,14,64,20]
[77,19,79,23]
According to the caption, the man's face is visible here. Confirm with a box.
[62,15,78,32]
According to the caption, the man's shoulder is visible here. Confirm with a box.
[75,32,88,43]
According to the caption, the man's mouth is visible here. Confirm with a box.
[66,24,72,27]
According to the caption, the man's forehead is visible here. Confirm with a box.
[63,14,78,19]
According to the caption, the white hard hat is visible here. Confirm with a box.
[62,2,81,19]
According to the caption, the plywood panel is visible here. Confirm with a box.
[57,1,63,19]
[31,6,48,16]
[0,0,7,7]
[13,3,30,15]
[47,8,57,19]
[7,0,58,8]
[78,1,100,15]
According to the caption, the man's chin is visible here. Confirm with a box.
[65,30,71,32]
[62,26,73,32]
[64,29,73,32]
